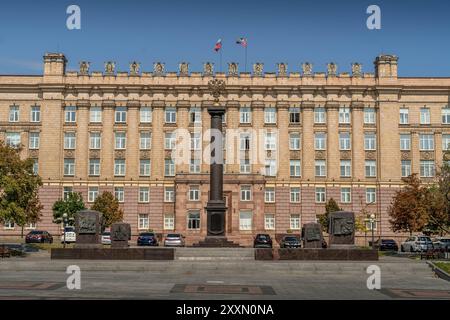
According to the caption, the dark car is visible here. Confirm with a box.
[374,239,398,251]
[253,234,273,248]
[25,230,53,244]
[137,232,158,246]
[280,235,301,248]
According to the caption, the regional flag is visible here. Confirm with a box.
[236,37,247,47]
[214,39,222,52]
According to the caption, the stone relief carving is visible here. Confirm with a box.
[153,62,165,76]
[89,150,100,158]
[105,61,115,75]
[327,62,337,76]
[315,151,326,160]
[253,63,264,76]
[203,62,214,76]
[179,62,189,76]
[79,61,90,75]
[115,150,126,159]
[352,63,362,77]
[228,62,238,76]
[401,151,411,160]
[420,151,434,160]
[340,151,351,160]
[365,151,376,160]
[130,61,140,75]
[302,62,313,76]
[277,63,287,76]
[140,151,151,159]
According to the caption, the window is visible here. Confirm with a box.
[420,160,435,177]
[6,132,20,148]
[139,187,150,203]
[188,211,200,230]
[339,106,351,124]
[289,107,300,124]
[165,132,176,150]
[290,214,300,230]
[364,107,376,124]
[399,108,409,124]
[164,214,174,230]
[26,223,36,230]
[264,160,277,176]
[240,133,251,150]
[64,159,75,176]
[9,105,19,122]
[264,107,276,124]
[365,160,376,177]
[240,185,252,201]
[420,107,430,124]
[64,132,76,149]
[240,158,251,174]
[63,187,73,200]
[289,132,301,150]
[401,160,411,177]
[114,159,126,176]
[265,132,277,150]
[341,187,351,203]
[115,132,126,149]
[365,219,377,231]
[114,187,124,202]
[138,214,149,230]
[442,107,450,124]
[315,187,326,203]
[140,106,152,123]
[30,106,40,122]
[315,160,326,177]
[89,132,101,149]
[340,160,351,177]
[339,132,351,150]
[164,187,175,202]
[315,132,326,150]
[115,107,127,123]
[442,134,450,151]
[89,159,100,176]
[264,214,275,230]
[314,107,326,124]
[419,134,434,150]
[189,158,201,173]
[90,106,102,123]
[265,187,275,203]
[88,187,99,203]
[140,159,151,176]
[190,132,201,150]
[165,107,177,123]
[140,132,151,150]
[290,187,301,203]
[32,159,39,174]
[4,221,15,229]
[65,106,76,123]
[29,132,40,149]
[239,211,252,230]
[189,185,200,201]
[164,159,175,176]
[400,134,411,150]
[290,160,301,177]
[240,107,251,124]
[366,188,376,204]
[364,133,376,150]
[189,107,201,123]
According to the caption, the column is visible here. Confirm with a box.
[411,131,420,175]
[177,101,190,174]
[251,101,265,174]
[75,100,89,180]
[101,101,115,180]
[326,102,340,180]
[224,101,239,174]
[150,101,165,180]
[126,100,139,179]
[277,102,290,180]
[351,102,365,180]
[302,102,315,180]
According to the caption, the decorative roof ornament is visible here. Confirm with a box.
[79,61,90,75]
[327,62,337,76]
[351,63,362,78]
[104,61,115,75]
[208,78,226,106]
[130,61,140,75]
[203,62,214,76]
[179,62,189,76]
[302,62,313,76]
[277,63,287,76]
[228,62,238,76]
[153,62,165,76]
[253,62,264,77]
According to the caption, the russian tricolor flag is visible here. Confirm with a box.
[214,39,222,52]
[236,37,247,47]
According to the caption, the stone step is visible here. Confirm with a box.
[175,248,255,260]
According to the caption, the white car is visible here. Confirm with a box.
[401,235,433,252]
[101,232,111,245]
[61,227,76,243]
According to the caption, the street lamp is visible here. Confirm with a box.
[369,213,376,250]
[62,213,68,249]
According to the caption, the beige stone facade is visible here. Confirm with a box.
[1,53,449,246]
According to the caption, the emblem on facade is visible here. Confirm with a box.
[203,62,214,76]
[327,62,337,76]
[129,61,140,75]
[104,61,116,75]
[401,151,411,161]
[208,78,226,105]
[228,62,238,76]
[79,61,90,75]
[302,62,313,76]
[365,151,376,160]
[352,63,362,77]
[253,63,264,76]
[153,62,165,76]
[277,63,287,76]
[179,62,189,76]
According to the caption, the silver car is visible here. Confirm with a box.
[433,237,450,251]
[101,232,111,245]
[401,235,433,252]
[164,234,185,247]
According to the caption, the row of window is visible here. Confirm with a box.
[399,107,450,125]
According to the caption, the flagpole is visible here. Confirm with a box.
[220,49,222,73]
[245,45,247,73]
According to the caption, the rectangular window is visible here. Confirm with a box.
[419,134,434,150]
[140,132,152,150]
[364,133,376,150]
[239,211,252,230]
[115,132,126,149]
[315,160,326,177]
[65,106,76,123]
[189,107,201,123]
[289,132,301,150]
[442,134,450,151]
[290,214,300,230]
[401,160,411,177]
[399,108,409,124]
[140,106,152,123]
[164,186,175,202]
[314,107,326,124]
[164,214,174,230]
[63,186,73,200]
[115,107,127,123]
[114,187,124,202]
[64,159,75,176]
[315,132,326,150]
[420,160,435,177]
[190,132,201,150]
[189,185,200,201]
[138,214,149,230]
[366,188,376,204]
[341,187,351,203]
[365,160,376,177]
[165,132,176,150]
[89,159,100,176]
[420,107,430,124]
[89,132,101,149]
[187,211,201,230]
[90,106,102,123]
[240,133,251,150]
[290,160,301,177]
[264,107,276,124]
[339,106,351,124]
[165,107,177,123]
[114,159,126,176]
[240,158,251,174]
[265,187,275,203]
[5,132,21,148]
[88,187,99,203]
[240,185,252,201]
[442,107,450,124]
[315,187,326,203]
[139,187,150,203]
[364,107,376,124]
[139,159,151,176]
[32,159,39,174]
[29,132,40,149]
[265,132,277,150]
[264,214,275,230]
[9,105,19,122]
[30,106,40,122]
[339,132,351,150]
[4,221,15,230]
[189,158,201,173]
[290,187,301,203]
[264,159,277,176]
[164,159,175,176]
[240,107,251,124]
[340,160,351,177]
[64,132,76,149]
[400,134,411,150]
[289,107,300,124]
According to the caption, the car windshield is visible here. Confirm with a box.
[285,237,298,241]
[440,239,450,243]
[257,235,270,239]
[140,233,155,237]
[418,237,431,242]
[102,232,110,236]
[64,227,74,232]
[382,240,395,243]
[167,234,180,238]
[29,231,44,234]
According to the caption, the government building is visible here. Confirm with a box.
[0,53,449,246]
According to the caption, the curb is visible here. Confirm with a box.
[427,261,450,281]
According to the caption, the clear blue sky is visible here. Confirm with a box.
[0,0,449,76]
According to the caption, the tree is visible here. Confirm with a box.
[52,192,86,226]
[91,191,123,227]
[0,142,43,237]
[426,158,450,235]
[388,174,428,235]
[318,198,342,232]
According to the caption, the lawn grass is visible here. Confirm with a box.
[434,262,450,274]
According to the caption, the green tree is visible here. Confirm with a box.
[318,198,342,232]
[426,158,450,235]
[0,142,43,237]
[91,191,123,227]
[52,192,86,226]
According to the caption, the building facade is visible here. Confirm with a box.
[0,53,449,246]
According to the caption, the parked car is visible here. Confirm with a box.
[433,237,450,251]
[60,226,76,243]
[253,234,273,248]
[25,230,53,244]
[137,232,159,246]
[164,234,185,247]
[280,235,302,248]
[373,239,399,251]
[401,235,433,252]
[101,232,111,245]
